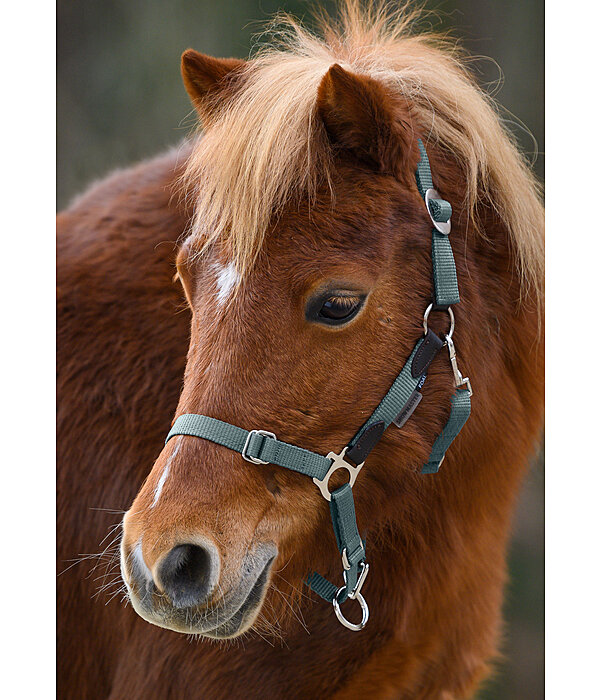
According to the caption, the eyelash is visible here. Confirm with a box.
[323,295,360,310]
[305,288,367,326]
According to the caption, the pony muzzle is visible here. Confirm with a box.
[120,520,277,637]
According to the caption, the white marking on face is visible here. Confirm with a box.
[151,437,182,508]
[132,539,152,583]
[212,261,239,306]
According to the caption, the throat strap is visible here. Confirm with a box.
[422,387,471,473]
[306,483,366,605]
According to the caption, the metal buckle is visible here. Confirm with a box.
[241,429,276,464]
[313,447,365,501]
[424,188,451,235]
[341,548,351,571]
[445,335,473,397]
[423,303,454,339]
[341,545,365,572]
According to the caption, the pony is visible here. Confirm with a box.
[57,2,544,697]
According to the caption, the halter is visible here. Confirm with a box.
[165,140,472,631]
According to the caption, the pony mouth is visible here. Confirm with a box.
[123,544,277,639]
[201,557,274,639]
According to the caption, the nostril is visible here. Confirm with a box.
[157,543,214,609]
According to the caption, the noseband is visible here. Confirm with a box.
[165,140,472,631]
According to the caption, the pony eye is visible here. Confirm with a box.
[306,291,366,326]
[320,296,361,321]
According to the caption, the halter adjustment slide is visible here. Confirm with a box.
[313,447,364,501]
[242,429,276,464]
[341,544,365,571]
[425,188,451,235]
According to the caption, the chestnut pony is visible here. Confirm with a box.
[57,3,544,698]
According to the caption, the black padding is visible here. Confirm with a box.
[411,329,444,378]
[346,420,385,464]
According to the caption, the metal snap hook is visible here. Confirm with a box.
[445,335,473,397]
[343,560,369,599]
[333,586,369,631]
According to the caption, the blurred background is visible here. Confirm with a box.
[57,1,544,697]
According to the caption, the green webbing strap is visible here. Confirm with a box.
[307,338,431,604]
[415,139,460,308]
[166,415,368,606]
[306,339,430,605]
[421,388,471,474]
[432,230,460,307]
[306,483,364,603]
[348,339,424,450]
[413,138,469,471]
[166,414,331,481]
[415,140,434,193]
[305,571,338,602]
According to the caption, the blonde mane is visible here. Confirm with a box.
[182,0,544,300]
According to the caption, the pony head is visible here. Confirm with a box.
[120,1,543,639]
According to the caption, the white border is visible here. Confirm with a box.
[1,0,56,694]
[2,0,599,694]
[546,0,600,696]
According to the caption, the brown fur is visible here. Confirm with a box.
[57,3,543,698]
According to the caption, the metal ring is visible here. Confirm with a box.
[423,304,454,339]
[332,586,369,631]
[313,447,364,501]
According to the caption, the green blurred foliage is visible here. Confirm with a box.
[57,0,543,209]
[57,2,544,698]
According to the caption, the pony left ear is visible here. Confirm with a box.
[317,63,418,181]
[181,50,246,125]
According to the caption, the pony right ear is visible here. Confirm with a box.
[181,50,246,126]
[317,63,419,184]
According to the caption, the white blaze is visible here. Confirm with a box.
[212,261,239,306]
[151,436,182,508]
[132,539,152,582]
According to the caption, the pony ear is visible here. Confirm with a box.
[317,63,418,181]
[175,242,197,308]
[181,50,246,125]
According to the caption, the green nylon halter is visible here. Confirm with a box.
[165,139,472,632]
